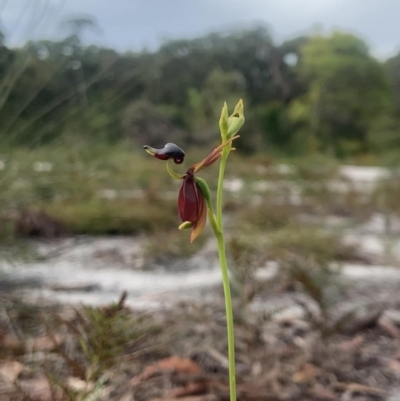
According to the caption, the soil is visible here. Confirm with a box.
[1,273,400,401]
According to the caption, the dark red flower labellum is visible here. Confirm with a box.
[178,173,207,243]
[178,174,200,222]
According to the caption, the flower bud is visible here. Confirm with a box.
[219,102,229,140]
[227,99,245,138]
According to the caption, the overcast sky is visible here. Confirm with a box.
[1,0,399,59]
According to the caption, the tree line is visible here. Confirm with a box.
[0,23,399,158]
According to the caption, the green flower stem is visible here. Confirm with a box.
[216,146,229,228]
[215,232,236,401]
[207,209,221,235]
[214,145,236,401]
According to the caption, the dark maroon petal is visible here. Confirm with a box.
[154,153,171,161]
[190,186,207,242]
[178,175,201,223]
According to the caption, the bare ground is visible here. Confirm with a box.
[1,273,400,401]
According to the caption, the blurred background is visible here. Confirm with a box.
[1,1,400,400]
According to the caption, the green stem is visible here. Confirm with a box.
[215,233,236,401]
[216,147,229,228]
[214,145,236,401]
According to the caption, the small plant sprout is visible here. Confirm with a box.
[144,99,244,401]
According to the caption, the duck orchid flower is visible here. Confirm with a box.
[143,136,238,242]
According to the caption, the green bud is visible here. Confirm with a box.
[219,102,229,140]
[227,99,245,138]
[179,221,193,230]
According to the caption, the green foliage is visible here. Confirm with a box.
[186,68,245,145]
[122,99,186,146]
[288,31,393,157]
[0,144,182,237]
[0,25,398,158]
[40,292,160,399]
[256,101,293,152]
[367,110,400,154]
[386,52,400,111]
[44,198,177,235]
[75,299,154,380]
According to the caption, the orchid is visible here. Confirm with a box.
[144,136,238,242]
[143,99,244,401]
